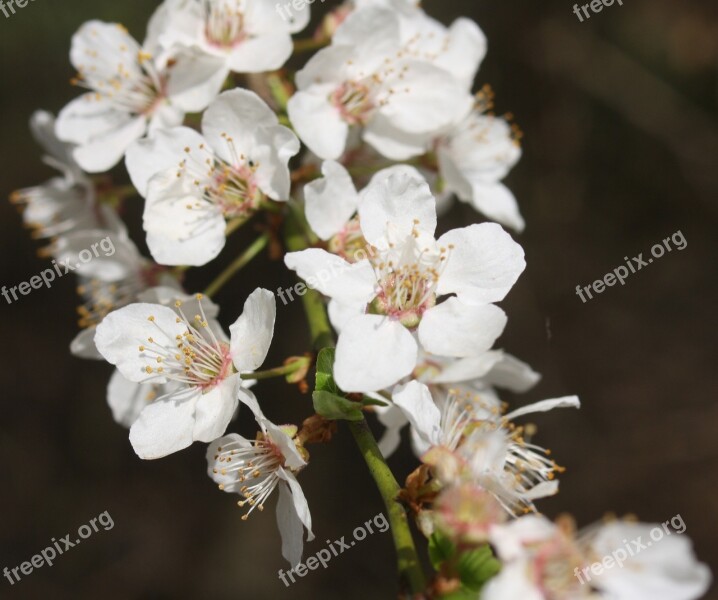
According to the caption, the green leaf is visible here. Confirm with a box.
[428,531,456,570]
[315,347,339,394]
[312,391,363,422]
[361,395,389,408]
[438,590,476,600]
[457,545,501,592]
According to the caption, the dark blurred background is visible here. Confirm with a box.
[1,0,717,598]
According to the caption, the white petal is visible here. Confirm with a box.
[427,351,505,385]
[358,165,437,246]
[587,521,712,600]
[284,249,377,305]
[73,115,147,173]
[418,298,507,357]
[206,433,252,493]
[192,374,241,442]
[468,182,525,233]
[107,369,154,428]
[327,299,366,333]
[70,328,103,360]
[165,49,228,112]
[437,223,526,304]
[481,561,545,600]
[202,88,277,160]
[504,396,580,421]
[287,87,349,160]
[226,33,293,73]
[94,303,186,383]
[334,314,418,392]
[229,288,276,372]
[304,161,359,240]
[376,59,472,134]
[144,170,227,266]
[362,114,433,160]
[129,387,200,459]
[375,403,408,457]
[481,353,541,393]
[392,381,441,448]
[263,421,305,470]
[125,126,210,196]
[276,472,314,567]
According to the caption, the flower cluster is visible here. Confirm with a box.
[12,0,711,597]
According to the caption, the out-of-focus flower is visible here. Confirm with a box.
[434,483,506,545]
[56,20,225,172]
[125,89,299,266]
[576,518,712,600]
[285,167,525,392]
[436,91,525,232]
[484,515,712,600]
[94,288,276,458]
[288,7,472,160]
[207,387,313,567]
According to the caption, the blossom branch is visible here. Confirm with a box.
[204,233,269,298]
[349,418,427,596]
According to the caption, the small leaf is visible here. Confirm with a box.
[312,391,363,422]
[315,347,339,393]
[428,531,456,570]
[361,395,389,407]
[457,545,501,592]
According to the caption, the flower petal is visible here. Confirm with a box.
[192,374,241,442]
[437,223,526,304]
[418,298,507,357]
[304,161,359,240]
[95,303,186,383]
[229,288,276,373]
[128,387,200,459]
[284,249,377,305]
[287,86,349,160]
[358,165,437,246]
[392,380,442,448]
[334,314,418,392]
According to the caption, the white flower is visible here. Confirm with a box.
[94,288,276,459]
[577,519,712,600]
[287,6,473,160]
[10,111,113,241]
[53,230,178,360]
[483,515,712,600]
[484,515,593,600]
[207,388,314,567]
[125,89,299,266]
[285,167,526,392]
[104,287,221,428]
[55,20,225,173]
[151,0,310,80]
[437,104,525,232]
[396,382,580,514]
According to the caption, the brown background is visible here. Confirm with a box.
[1,0,717,598]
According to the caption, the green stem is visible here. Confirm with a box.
[282,206,426,595]
[204,234,269,298]
[293,37,329,53]
[239,360,306,381]
[283,208,332,350]
[349,419,427,595]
